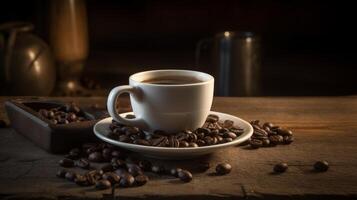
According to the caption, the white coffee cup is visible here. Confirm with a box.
[107,70,214,133]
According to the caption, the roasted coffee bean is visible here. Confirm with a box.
[179,141,189,147]
[188,142,198,147]
[118,135,131,143]
[283,135,294,144]
[101,164,114,172]
[51,119,58,124]
[209,129,219,136]
[314,161,329,172]
[115,168,129,177]
[133,139,151,146]
[123,126,140,135]
[277,128,293,136]
[178,170,193,183]
[187,133,197,142]
[102,172,120,184]
[170,168,182,177]
[216,136,223,143]
[168,136,180,147]
[67,113,77,122]
[224,131,237,139]
[151,165,164,174]
[203,136,214,145]
[59,158,75,167]
[88,152,103,162]
[135,174,149,186]
[196,140,206,146]
[250,139,263,149]
[65,171,77,182]
[74,175,89,186]
[261,138,271,146]
[151,136,167,147]
[127,164,143,176]
[216,163,232,175]
[119,174,135,187]
[111,158,126,169]
[222,138,233,143]
[274,163,288,173]
[269,135,284,145]
[223,120,234,128]
[111,150,126,159]
[263,122,274,129]
[197,127,211,135]
[197,162,210,172]
[96,179,111,190]
[66,103,81,114]
[76,158,90,169]
[56,169,68,178]
[206,114,219,123]
[138,160,152,171]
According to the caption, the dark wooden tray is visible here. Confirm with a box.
[5,100,105,153]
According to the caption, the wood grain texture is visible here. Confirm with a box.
[0,96,357,200]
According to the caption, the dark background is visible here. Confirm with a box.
[1,0,356,96]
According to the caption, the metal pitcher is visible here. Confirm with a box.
[0,22,56,95]
[196,31,261,96]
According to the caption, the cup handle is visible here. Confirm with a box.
[107,85,147,130]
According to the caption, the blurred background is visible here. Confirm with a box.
[0,0,356,97]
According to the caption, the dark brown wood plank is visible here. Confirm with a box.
[0,96,357,199]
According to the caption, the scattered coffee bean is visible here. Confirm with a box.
[135,174,149,186]
[170,168,182,177]
[274,163,288,173]
[65,171,77,182]
[127,164,143,176]
[178,170,193,182]
[88,152,103,162]
[74,175,89,186]
[283,135,294,144]
[96,179,111,190]
[111,158,126,169]
[59,158,75,168]
[314,160,329,172]
[102,172,120,184]
[76,158,90,169]
[119,174,135,187]
[56,169,68,178]
[216,163,232,175]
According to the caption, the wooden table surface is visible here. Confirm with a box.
[0,96,357,200]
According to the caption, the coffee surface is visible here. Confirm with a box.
[142,76,202,85]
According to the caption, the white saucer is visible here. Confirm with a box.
[93,111,253,159]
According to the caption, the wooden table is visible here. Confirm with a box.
[0,96,357,200]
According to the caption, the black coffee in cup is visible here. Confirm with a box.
[142,76,202,85]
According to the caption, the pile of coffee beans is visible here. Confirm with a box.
[38,102,88,125]
[107,114,244,148]
[249,120,294,149]
[56,143,202,190]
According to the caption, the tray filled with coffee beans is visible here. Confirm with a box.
[5,99,104,153]
[93,111,254,159]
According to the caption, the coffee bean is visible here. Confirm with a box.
[206,114,219,123]
[133,139,151,146]
[223,120,234,128]
[261,138,270,146]
[56,169,68,178]
[115,168,129,177]
[119,174,135,187]
[76,158,90,169]
[168,136,180,147]
[135,174,149,186]
[224,131,237,139]
[74,175,89,186]
[197,128,211,135]
[151,165,164,174]
[111,158,126,169]
[111,150,126,159]
[152,136,168,147]
[263,122,274,129]
[269,135,284,145]
[125,114,136,119]
[274,163,288,173]
[127,164,143,176]
[203,136,214,145]
[138,160,152,171]
[196,139,206,146]
[102,172,120,184]
[314,161,329,172]
[277,128,293,136]
[96,179,111,190]
[59,158,75,167]
[222,138,233,143]
[101,164,114,172]
[178,170,193,182]
[283,135,294,144]
[170,168,182,177]
[179,141,189,147]
[88,152,103,162]
[250,139,263,149]
[188,142,199,147]
[216,163,232,175]
[65,171,77,182]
